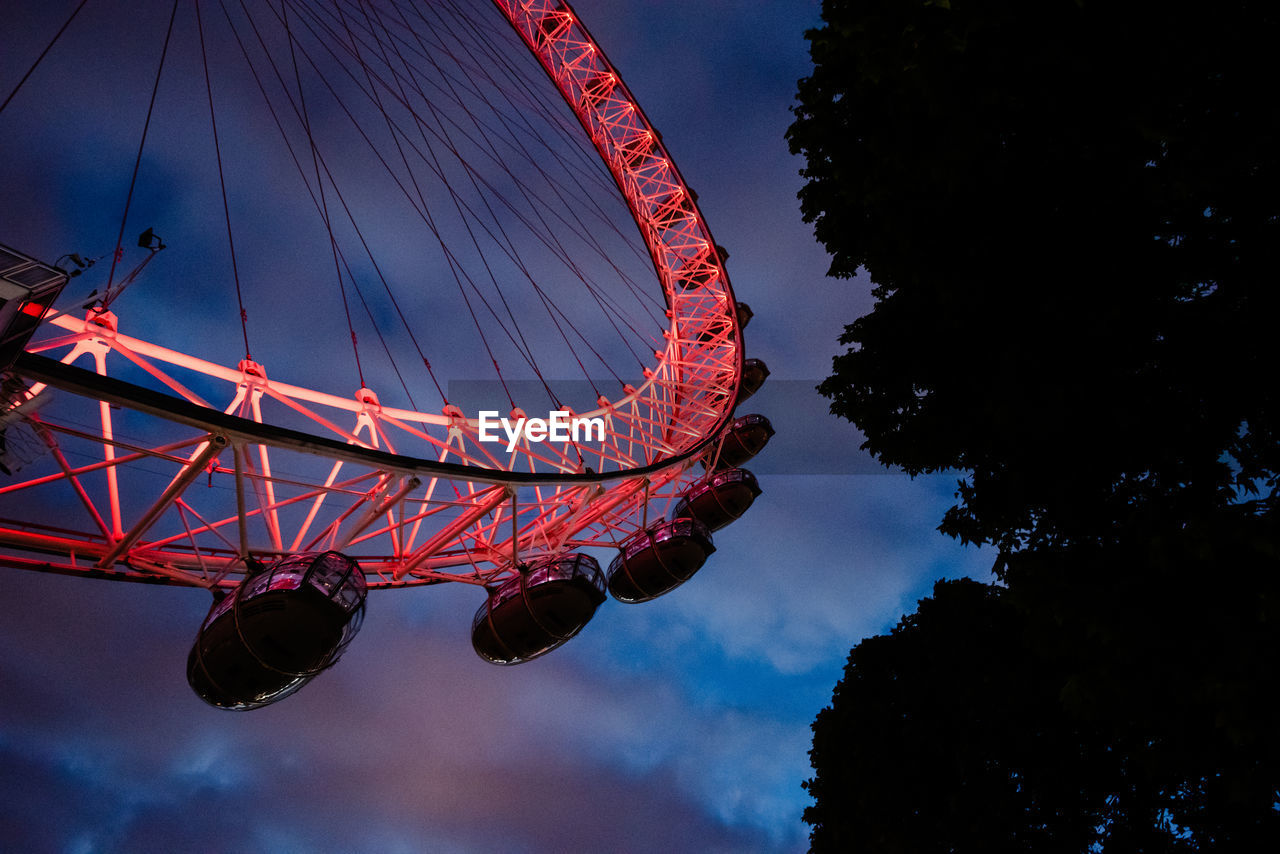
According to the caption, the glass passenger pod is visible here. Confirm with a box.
[0,243,70,372]
[736,358,770,404]
[735,302,753,330]
[471,553,607,665]
[671,467,762,532]
[186,551,367,711]
[707,413,774,470]
[608,518,716,603]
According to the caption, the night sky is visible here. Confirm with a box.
[1,2,993,851]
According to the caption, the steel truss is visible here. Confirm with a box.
[0,0,743,590]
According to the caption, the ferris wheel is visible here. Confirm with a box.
[0,0,772,709]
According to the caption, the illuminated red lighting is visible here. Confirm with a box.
[21,301,46,318]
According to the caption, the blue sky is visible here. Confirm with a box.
[0,1,994,850]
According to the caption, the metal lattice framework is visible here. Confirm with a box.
[0,0,743,591]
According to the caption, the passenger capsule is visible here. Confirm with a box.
[187,551,367,710]
[472,553,607,664]
[735,302,753,330]
[736,358,770,403]
[707,414,774,469]
[608,518,716,603]
[671,467,762,531]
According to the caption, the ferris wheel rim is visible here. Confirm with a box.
[16,0,745,479]
[0,0,751,589]
[12,347,730,487]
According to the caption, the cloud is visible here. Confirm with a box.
[590,474,993,679]
[3,3,990,853]
[0,438,846,840]
[0,569,808,852]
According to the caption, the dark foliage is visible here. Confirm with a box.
[788,0,1279,550]
[791,1,1280,850]
[804,579,1114,853]
[806,561,1280,853]
[1001,509,1280,852]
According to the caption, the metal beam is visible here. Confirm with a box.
[96,435,228,568]
[14,352,725,486]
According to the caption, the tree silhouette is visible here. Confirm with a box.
[791,0,1280,850]
[804,579,1115,853]
[1001,510,1280,852]
[804,525,1280,854]
[788,0,1279,551]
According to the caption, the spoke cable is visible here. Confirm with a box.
[102,0,181,306]
[283,0,366,388]
[0,0,93,117]
[294,0,661,372]
[196,0,253,361]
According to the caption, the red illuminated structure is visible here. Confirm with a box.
[0,0,770,700]
[0,245,67,372]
